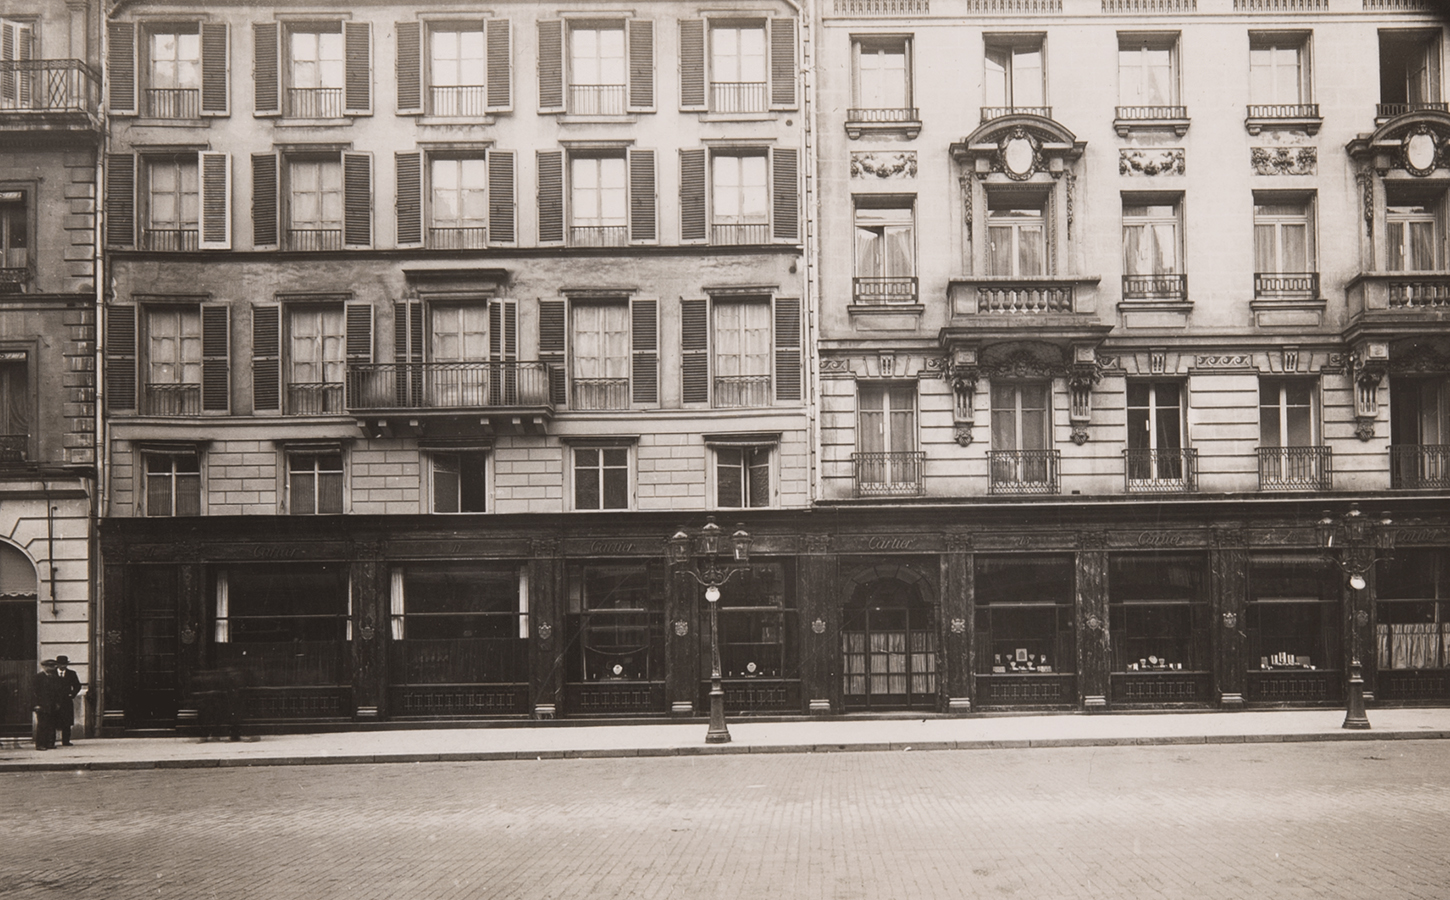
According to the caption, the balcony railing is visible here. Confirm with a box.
[847,107,920,123]
[569,84,627,115]
[145,87,200,119]
[430,85,488,117]
[980,106,1052,121]
[1254,272,1318,298]
[1123,273,1187,301]
[572,378,629,411]
[1388,278,1450,310]
[1391,445,1450,490]
[833,0,929,12]
[287,382,346,416]
[712,222,770,246]
[141,228,200,252]
[989,450,1061,495]
[286,229,344,252]
[853,451,925,497]
[1246,103,1319,120]
[428,226,488,250]
[978,281,1075,314]
[1124,448,1198,493]
[1115,105,1189,120]
[0,434,27,463]
[0,60,100,121]
[1235,0,1325,8]
[853,276,918,304]
[1376,101,1449,119]
[1257,446,1331,491]
[144,382,201,416]
[0,267,30,293]
[346,362,556,411]
[287,87,343,118]
[711,82,768,113]
[570,225,629,248]
[1102,0,1195,10]
[714,376,772,408]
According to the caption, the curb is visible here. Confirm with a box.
[3,728,1449,773]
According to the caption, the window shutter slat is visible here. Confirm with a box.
[343,152,373,248]
[632,299,658,404]
[198,151,231,249]
[679,20,705,110]
[537,150,564,245]
[106,305,137,412]
[679,148,706,243]
[629,149,656,244]
[344,21,372,115]
[486,18,512,111]
[108,22,136,114]
[396,21,422,114]
[393,301,422,405]
[627,19,654,112]
[105,153,135,248]
[251,153,278,248]
[201,304,230,412]
[251,305,280,412]
[538,299,566,407]
[538,20,563,112]
[201,23,229,115]
[774,297,801,402]
[681,298,709,404]
[770,19,797,109]
[395,151,422,246]
[487,150,516,244]
[346,302,374,364]
[253,23,279,115]
[772,148,799,242]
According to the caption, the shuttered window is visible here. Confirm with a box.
[109,22,137,113]
[537,149,564,245]
[538,20,563,112]
[679,148,707,243]
[106,306,138,411]
[343,152,372,248]
[627,19,654,112]
[198,151,231,249]
[105,154,136,248]
[201,303,230,412]
[250,305,281,412]
[538,299,566,406]
[395,151,422,246]
[681,298,709,404]
[770,18,797,109]
[629,149,656,244]
[487,150,516,244]
[201,23,229,115]
[251,153,278,248]
[346,302,374,365]
[253,22,279,115]
[343,22,371,115]
[774,298,801,402]
[632,299,658,405]
[772,148,799,242]
[395,21,422,114]
[679,19,705,110]
[486,19,512,111]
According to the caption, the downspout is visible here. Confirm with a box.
[93,2,109,733]
[780,0,818,506]
[44,482,58,617]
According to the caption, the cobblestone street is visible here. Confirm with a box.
[3,740,1447,900]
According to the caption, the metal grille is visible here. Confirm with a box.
[1123,274,1187,301]
[1391,445,1450,490]
[145,88,199,118]
[1257,446,1332,491]
[1254,272,1318,297]
[1124,448,1198,493]
[853,451,925,497]
[989,450,1060,495]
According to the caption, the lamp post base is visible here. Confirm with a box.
[1343,659,1370,730]
[706,682,731,743]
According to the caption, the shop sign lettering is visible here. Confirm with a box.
[590,540,637,554]
[253,546,302,560]
[1396,528,1446,544]
[1136,532,1187,547]
[867,537,916,550]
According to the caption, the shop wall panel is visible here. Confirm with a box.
[1077,548,1110,708]
[527,550,562,718]
[1210,538,1248,707]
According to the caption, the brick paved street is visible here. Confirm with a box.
[2,740,1447,900]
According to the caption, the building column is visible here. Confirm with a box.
[1212,529,1248,708]
[942,534,972,713]
[174,561,205,728]
[1077,538,1110,710]
[99,560,127,734]
[666,565,698,717]
[350,542,387,721]
[529,540,562,719]
[799,534,836,714]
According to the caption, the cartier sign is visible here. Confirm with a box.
[867,537,917,551]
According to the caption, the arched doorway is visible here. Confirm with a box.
[842,570,938,711]
[0,542,39,732]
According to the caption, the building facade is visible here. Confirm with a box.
[0,0,99,738]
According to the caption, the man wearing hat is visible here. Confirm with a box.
[54,656,82,746]
[31,660,59,750]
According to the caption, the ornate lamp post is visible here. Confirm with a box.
[669,518,753,744]
[1317,504,1394,730]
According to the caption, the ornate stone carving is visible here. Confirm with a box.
[949,349,980,447]
[803,534,831,554]
[1195,354,1254,368]
[180,625,196,645]
[851,151,918,180]
[950,617,967,635]
[1251,146,1317,176]
[1356,170,1374,235]
[105,629,122,646]
[1150,348,1167,374]
[1068,344,1103,446]
[1064,171,1075,240]
[993,127,1044,180]
[960,176,973,244]
[1119,148,1185,176]
[944,532,972,553]
[1351,341,1390,442]
[1399,124,1444,177]
[1222,612,1238,630]
[672,619,689,637]
[537,621,554,642]
[811,617,827,635]
[357,615,376,642]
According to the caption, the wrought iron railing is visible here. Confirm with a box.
[846,107,920,122]
[1236,0,1326,7]
[286,229,343,252]
[711,82,768,113]
[145,382,201,416]
[853,451,925,497]
[1246,103,1319,119]
[287,87,343,118]
[1387,278,1450,309]
[0,267,30,293]
[989,450,1060,495]
[978,282,1074,313]
[570,225,628,247]
[1391,445,1450,490]
[1115,105,1189,120]
[980,105,1052,121]
[1257,446,1331,491]
[853,276,918,304]
[571,378,630,411]
[1254,272,1318,297]
[141,229,200,252]
[1376,102,1449,119]
[286,382,346,416]
[964,0,1061,10]
[569,84,627,115]
[712,222,771,246]
[1102,0,1195,10]
[145,88,200,119]
[428,226,488,250]
[833,0,929,12]
[0,60,99,116]
[0,434,26,463]
[714,375,772,408]
[1124,448,1197,493]
[430,85,488,117]
[346,362,555,410]
[1123,273,1187,301]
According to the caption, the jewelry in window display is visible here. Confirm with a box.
[745,661,758,675]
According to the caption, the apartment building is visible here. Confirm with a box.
[97,0,809,730]
[0,1,99,738]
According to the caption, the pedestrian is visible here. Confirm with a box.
[31,659,59,750]
[54,656,82,746]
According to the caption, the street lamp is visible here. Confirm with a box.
[1317,504,1395,730]
[668,517,753,744]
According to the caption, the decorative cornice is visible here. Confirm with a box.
[1119,148,1184,177]
[1251,146,1317,176]
[850,151,917,180]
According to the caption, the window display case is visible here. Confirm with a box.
[1245,554,1341,703]
[565,562,667,714]
[1109,553,1212,703]
[1376,549,1450,701]
[974,554,1076,706]
[698,561,799,713]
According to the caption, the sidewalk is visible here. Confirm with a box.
[4,708,1450,773]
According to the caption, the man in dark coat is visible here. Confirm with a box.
[54,656,82,746]
[31,659,59,750]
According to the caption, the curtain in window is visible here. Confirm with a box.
[390,568,405,640]
[712,155,768,224]
[214,570,229,643]
[431,158,488,229]
[0,363,26,437]
[571,303,630,380]
[1123,220,1177,275]
[854,207,913,278]
[291,31,344,89]
[430,304,488,362]
[148,308,202,385]
[289,307,345,384]
[714,302,770,379]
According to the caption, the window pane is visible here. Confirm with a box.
[602,464,628,509]
[717,448,743,507]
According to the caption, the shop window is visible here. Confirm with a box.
[0,355,29,462]
[1253,193,1317,297]
[1246,555,1339,672]
[390,564,526,686]
[212,565,349,686]
[987,191,1047,278]
[430,450,487,513]
[573,446,629,510]
[1378,30,1443,118]
[1122,196,1185,301]
[143,448,201,516]
[702,562,793,680]
[286,448,344,514]
[1109,553,1207,673]
[974,554,1075,676]
[1376,549,1450,671]
[715,445,771,508]
[1390,377,1450,489]
[983,34,1045,118]
[855,382,921,496]
[853,199,916,304]
[565,563,665,683]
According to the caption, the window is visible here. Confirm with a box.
[990,381,1054,489]
[252,20,369,118]
[713,299,771,408]
[287,305,345,414]
[711,153,768,245]
[570,155,627,247]
[679,296,799,407]
[287,448,344,514]
[1246,555,1338,678]
[427,303,489,406]
[987,192,1046,278]
[1258,379,1326,489]
[0,19,33,110]
[1386,184,1444,272]
[983,35,1044,116]
[430,27,486,116]
[570,24,626,115]
[397,150,511,249]
[538,19,651,115]
[0,354,28,461]
[397,19,508,118]
[712,22,767,113]
[144,156,199,251]
[1118,34,1178,108]
[430,450,487,513]
[1379,30,1443,116]
[537,149,654,246]
[1109,554,1208,678]
[853,200,916,304]
[1377,550,1450,673]
[288,158,342,252]
[1122,198,1184,300]
[574,446,629,510]
[1250,34,1309,108]
[570,301,630,410]
[144,449,201,516]
[391,565,527,694]
[705,562,793,685]
[1253,194,1316,296]
[856,382,920,495]
[213,564,349,686]
[974,554,1076,679]
[1126,381,1186,486]
[1390,377,1450,489]
[679,147,796,245]
[146,26,200,118]
[145,306,201,415]
[109,20,228,117]
[679,17,794,114]
[850,36,914,131]
[288,26,343,117]
[429,157,488,249]
[566,564,665,688]
[0,190,27,288]
[715,445,771,509]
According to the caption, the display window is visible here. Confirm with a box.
[973,554,1075,675]
[565,563,666,684]
[1376,549,1450,671]
[1109,553,1208,672]
[698,561,795,680]
[1246,554,1339,672]
[212,563,350,686]
[389,563,527,686]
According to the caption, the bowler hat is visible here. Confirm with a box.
[56,655,69,666]
[41,659,56,667]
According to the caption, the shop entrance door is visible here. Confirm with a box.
[130,568,180,726]
[0,544,38,733]
[842,579,937,711]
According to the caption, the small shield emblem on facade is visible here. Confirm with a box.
[950,617,966,634]
[537,621,554,641]
[673,619,689,637]
[811,617,827,635]
[1222,612,1237,629]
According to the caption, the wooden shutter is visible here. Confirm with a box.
[201,23,229,115]
[537,150,564,245]
[251,153,278,248]
[489,299,518,405]
[679,19,705,111]
[629,149,656,244]
[346,302,374,366]
[396,21,422,115]
[344,21,372,115]
[393,300,422,406]
[251,305,280,412]
[679,148,707,243]
[253,23,279,116]
[627,19,654,112]
[487,150,516,244]
[770,19,797,110]
[486,18,512,112]
[105,154,136,248]
[772,148,799,242]
[774,297,801,402]
[395,152,422,247]
[681,298,709,404]
[106,305,137,412]
[201,303,230,412]
[198,151,231,250]
[108,22,136,114]
[538,20,563,112]
[632,299,658,404]
[538,299,566,407]
[14,24,30,107]
[343,152,373,248]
